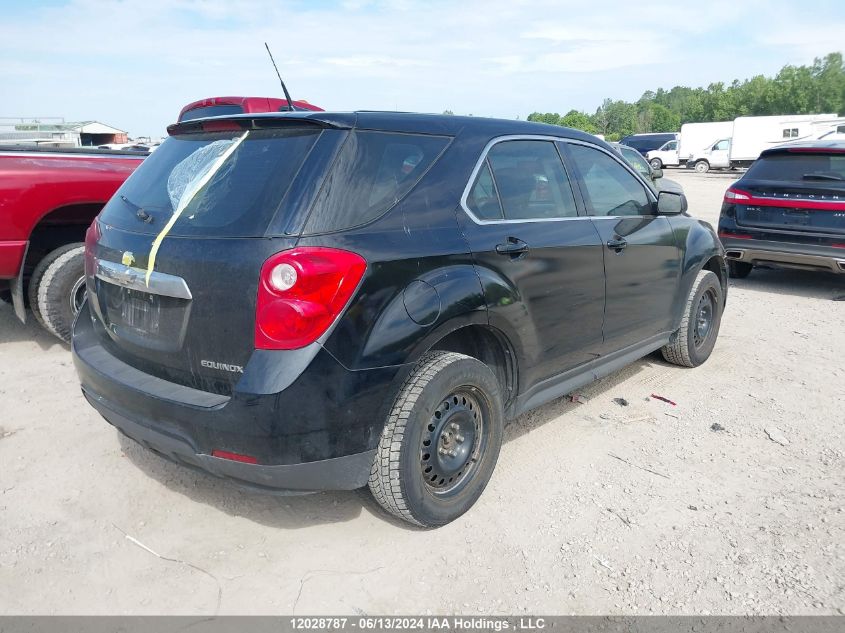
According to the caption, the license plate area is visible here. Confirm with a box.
[115,289,161,334]
[96,279,190,352]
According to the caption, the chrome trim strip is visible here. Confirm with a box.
[95,259,193,300]
[458,134,655,225]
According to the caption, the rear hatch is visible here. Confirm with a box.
[734,149,845,235]
[88,120,336,395]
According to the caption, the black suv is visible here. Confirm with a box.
[73,112,727,527]
[719,140,845,278]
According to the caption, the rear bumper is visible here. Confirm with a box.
[721,238,845,273]
[83,389,375,493]
[72,302,402,492]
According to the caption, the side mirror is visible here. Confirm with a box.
[650,166,664,179]
[657,190,687,215]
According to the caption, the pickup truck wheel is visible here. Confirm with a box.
[27,243,85,332]
[649,158,663,170]
[694,160,710,173]
[728,260,752,279]
[35,244,86,343]
[661,270,723,368]
[369,351,504,528]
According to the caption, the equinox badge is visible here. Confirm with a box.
[200,360,244,374]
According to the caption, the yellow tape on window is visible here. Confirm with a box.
[145,131,249,287]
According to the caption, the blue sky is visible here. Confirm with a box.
[1,0,843,137]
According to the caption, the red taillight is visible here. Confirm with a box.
[211,450,258,464]
[718,231,754,240]
[201,120,244,132]
[255,247,367,350]
[832,243,845,249]
[724,188,751,203]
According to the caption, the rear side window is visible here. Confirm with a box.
[179,105,244,122]
[569,144,652,216]
[302,131,449,234]
[746,153,845,183]
[99,127,320,237]
[468,140,578,220]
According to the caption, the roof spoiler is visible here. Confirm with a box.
[167,113,353,136]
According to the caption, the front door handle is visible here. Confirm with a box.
[606,237,628,252]
[496,237,529,258]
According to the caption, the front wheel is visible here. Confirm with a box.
[369,351,504,527]
[649,158,662,170]
[694,160,710,173]
[661,270,723,368]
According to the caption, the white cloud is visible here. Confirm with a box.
[0,0,841,135]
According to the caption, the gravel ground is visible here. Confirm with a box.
[1,169,843,615]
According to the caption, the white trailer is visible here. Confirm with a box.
[728,114,837,166]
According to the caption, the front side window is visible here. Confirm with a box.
[714,139,730,151]
[664,141,678,151]
[568,144,652,217]
[479,140,578,220]
[620,147,652,180]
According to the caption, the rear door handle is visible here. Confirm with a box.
[496,237,529,257]
[606,238,628,252]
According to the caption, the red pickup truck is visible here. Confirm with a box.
[0,146,146,340]
[1,96,323,342]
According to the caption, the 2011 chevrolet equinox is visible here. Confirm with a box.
[72,112,727,527]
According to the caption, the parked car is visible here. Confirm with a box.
[610,142,683,195]
[0,146,147,340]
[688,138,732,173]
[718,140,845,278]
[73,111,727,527]
[178,96,323,122]
[618,132,678,156]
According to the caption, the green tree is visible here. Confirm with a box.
[559,109,596,133]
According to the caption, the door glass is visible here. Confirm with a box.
[714,140,729,151]
[467,161,504,220]
[486,140,578,219]
[569,144,652,216]
[666,141,677,151]
[620,147,652,180]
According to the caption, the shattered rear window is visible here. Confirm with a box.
[99,128,320,237]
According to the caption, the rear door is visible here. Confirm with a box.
[562,141,681,353]
[458,137,605,388]
[733,151,845,236]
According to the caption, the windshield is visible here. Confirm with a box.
[99,127,321,237]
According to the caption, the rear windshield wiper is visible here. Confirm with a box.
[802,172,844,181]
[119,194,155,223]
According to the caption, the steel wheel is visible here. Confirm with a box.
[693,288,716,349]
[421,388,486,496]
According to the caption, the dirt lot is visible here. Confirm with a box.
[1,169,843,615]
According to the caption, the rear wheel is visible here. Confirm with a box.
[649,158,662,170]
[728,260,752,279]
[694,160,710,173]
[35,244,86,343]
[661,270,723,368]
[369,351,504,527]
[27,243,85,332]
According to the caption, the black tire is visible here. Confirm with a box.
[649,158,663,170]
[661,270,723,368]
[35,244,86,343]
[369,351,504,527]
[27,243,85,331]
[694,160,710,173]
[728,260,752,279]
